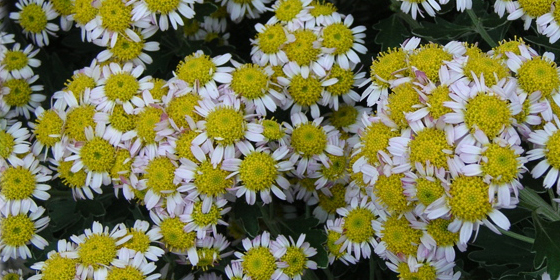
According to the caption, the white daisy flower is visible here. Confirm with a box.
[251,23,294,66]
[270,234,317,280]
[266,0,313,31]
[108,250,161,280]
[96,26,160,67]
[0,205,49,261]
[323,218,358,265]
[318,13,367,69]
[29,239,79,280]
[120,220,164,262]
[0,43,41,80]
[184,233,231,270]
[0,153,51,216]
[52,59,102,111]
[180,196,230,239]
[29,106,66,161]
[372,211,424,260]
[507,0,553,30]
[527,116,560,192]
[233,231,282,280]
[9,0,59,47]
[320,62,366,111]
[0,120,31,167]
[304,1,339,28]
[335,197,378,260]
[131,0,199,31]
[149,206,199,263]
[220,0,271,23]
[398,0,441,20]
[494,0,519,18]
[50,151,103,200]
[416,217,466,263]
[385,252,461,280]
[1,74,46,119]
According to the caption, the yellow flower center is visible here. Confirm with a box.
[205,106,246,146]
[518,0,554,17]
[166,93,201,128]
[381,215,422,256]
[65,105,96,141]
[106,265,144,280]
[109,34,145,62]
[387,82,420,128]
[175,54,217,86]
[320,154,347,181]
[370,48,408,88]
[330,105,358,129]
[78,234,117,268]
[191,201,221,227]
[281,246,308,278]
[343,207,376,243]
[463,54,509,87]
[545,131,560,169]
[493,37,526,57]
[322,23,354,55]
[449,176,492,222]
[409,128,451,170]
[275,0,303,22]
[0,130,15,158]
[19,3,48,33]
[174,131,198,162]
[41,253,78,280]
[73,0,98,25]
[80,137,115,172]
[427,218,459,247]
[289,74,323,106]
[58,160,87,188]
[415,178,444,206]
[110,149,132,180]
[256,24,288,54]
[375,173,410,213]
[105,72,139,102]
[194,161,232,197]
[242,246,277,280]
[464,93,511,137]
[3,273,20,280]
[4,79,32,107]
[160,217,196,251]
[262,119,285,140]
[317,183,346,214]
[231,64,269,99]
[3,50,29,71]
[51,0,74,16]
[66,73,97,99]
[309,1,337,16]
[239,152,278,192]
[145,157,177,195]
[149,78,168,100]
[99,0,132,33]
[1,214,35,246]
[326,229,344,258]
[481,144,520,185]
[135,107,163,144]
[326,65,354,96]
[285,30,320,65]
[397,263,437,280]
[426,85,453,120]
[34,109,63,147]
[291,123,327,157]
[121,229,150,253]
[409,43,452,83]
[144,0,180,14]
[517,57,560,99]
[196,247,221,270]
[360,122,399,166]
[109,106,136,132]
[1,166,36,200]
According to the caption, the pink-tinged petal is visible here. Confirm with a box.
[532,160,551,179]
[488,209,510,230]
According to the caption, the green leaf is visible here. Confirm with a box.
[233,201,262,238]
[47,197,80,232]
[412,17,472,43]
[373,14,410,50]
[532,212,560,279]
[193,2,219,22]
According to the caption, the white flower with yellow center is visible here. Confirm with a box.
[324,218,358,265]
[52,59,102,111]
[320,62,365,110]
[91,62,153,114]
[398,0,441,20]
[171,50,233,100]
[233,231,282,280]
[386,252,460,280]
[29,239,79,280]
[222,144,293,205]
[527,116,560,192]
[193,94,265,165]
[29,106,66,160]
[180,197,230,238]
[185,233,230,270]
[508,0,554,30]
[0,153,51,216]
[266,0,313,31]
[96,26,160,67]
[65,125,116,190]
[335,197,378,260]
[402,162,450,215]
[372,212,423,260]
[119,220,164,262]
[150,207,199,263]
[0,43,40,80]
[0,205,49,261]
[131,0,198,31]
[9,0,59,47]
[51,151,102,200]
[108,250,161,280]
[251,22,294,66]
[70,221,131,280]
[220,0,271,23]
[318,13,367,69]
[270,234,317,280]
[305,0,339,27]
[0,269,24,280]
[1,74,46,119]
[0,120,31,166]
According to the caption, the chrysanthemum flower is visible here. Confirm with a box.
[336,197,378,260]
[29,106,66,160]
[108,250,161,280]
[131,0,198,31]
[418,218,465,263]
[320,63,365,110]
[172,51,233,99]
[324,218,357,265]
[69,0,99,41]
[1,269,24,280]
[150,208,199,263]
[507,0,554,30]
[220,0,271,23]
[233,231,281,280]
[51,152,101,200]
[0,153,51,216]
[9,0,59,47]
[270,234,317,280]
[0,205,49,261]
[251,23,293,66]
[70,221,131,280]
[50,0,74,31]
[402,162,449,215]
[398,0,441,19]
[408,41,466,84]
[306,1,339,27]
[1,74,45,119]
[319,14,367,69]
[222,144,293,204]
[494,0,519,18]
[0,43,40,80]
[53,60,102,110]
[96,27,160,67]
[0,120,31,166]
[372,212,423,260]
[119,220,164,262]
[185,233,231,270]
[29,239,79,280]
[180,197,230,238]
[266,0,313,31]
[386,252,460,280]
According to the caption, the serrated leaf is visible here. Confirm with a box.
[532,212,560,279]
[47,198,80,232]
[373,14,410,50]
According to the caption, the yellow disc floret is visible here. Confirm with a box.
[109,34,145,62]
[106,265,144,280]
[409,128,452,170]
[285,30,320,65]
[34,109,63,147]
[110,149,132,180]
[3,50,29,71]
[463,54,509,87]
[480,144,520,185]
[397,262,437,280]
[387,82,420,128]
[320,154,347,181]
[19,3,47,33]
[1,166,36,200]
[448,176,492,222]
[370,48,408,88]
[65,105,96,141]
[426,85,453,120]
[360,122,399,166]
[242,246,277,280]
[343,207,376,243]
[262,119,285,140]
[135,107,163,144]
[109,106,136,132]
[322,23,353,55]
[545,131,560,169]
[73,0,98,25]
[175,131,198,162]
[409,43,452,83]
[317,184,346,214]
[381,215,422,256]
[194,161,232,197]
[160,217,196,251]
[0,130,15,158]
[41,253,78,280]
[65,73,96,99]
[291,123,327,157]
[275,0,303,22]
[289,74,322,106]
[144,157,177,195]
[518,0,554,17]
[78,234,117,268]
[231,64,269,99]
[309,1,337,16]
[58,160,87,188]
[239,152,278,192]
[80,137,115,172]
[375,173,410,213]
[144,0,180,14]
[51,0,74,16]
[415,178,444,206]
[281,246,307,278]
[191,201,221,227]
[427,218,459,247]
[4,79,32,107]
[326,65,354,96]
[166,93,201,128]
[99,0,132,33]
[517,57,560,99]
[1,214,35,246]
[205,107,246,145]
[121,229,150,253]
[104,73,139,102]
[176,54,216,86]
[464,93,511,137]
[257,24,288,54]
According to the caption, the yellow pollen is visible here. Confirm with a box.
[415,178,444,206]
[464,93,511,137]
[427,218,459,246]
[205,106,246,145]
[375,173,410,213]
[546,131,560,169]
[194,161,232,197]
[291,123,327,157]
[262,119,285,140]
[135,107,163,144]
[330,105,358,129]
[256,24,288,54]
[239,152,278,192]
[449,176,492,222]
[409,43,452,82]
[160,217,196,251]
[426,85,453,119]
[110,149,132,180]
[51,0,74,16]
[145,157,177,195]
[109,34,145,62]
[320,154,347,181]
[242,246,277,280]
[121,229,151,253]
[409,128,452,170]
[106,265,144,280]
[175,54,217,86]
[326,230,344,258]
[285,30,320,65]
[166,93,201,128]
[144,0,180,14]
[19,3,48,33]
[191,201,221,227]
[65,105,96,141]
[309,1,337,16]
[322,23,353,55]
[149,78,168,100]
[289,74,323,106]
[275,0,303,22]
[196,247,221,270]
[73,0,98,24]
[3,50,28,71]
[326,65,354,96]
[4,79,32,107]
[58,160,87,188]
[370,48,408,88]
[397,262,437,280]
[463,54,509,87]
[104,72,139,102]
[1,166,36,200]
[317,184,346,214]
[281,246,308,277]
[80,137,116,172]
[174,131,198,162]
[109,106,136,132]
[517,57,560,99]
[0,130,15,158]
[493,37,527,58]
[78,234,117,268]
[381,215,422,256]
[1,214,35,246]
[343,207,376,243]
[360,122,399,166]
[231,64,269,99]
[518,0,554,17]
[481,144,520,185]
[34,109,63,147]
[65,73,96,99]
[387,82,420,128]
[99,0,132,33]
[41,253,78,280]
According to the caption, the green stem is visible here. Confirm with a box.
[548,189,559,212]
[260,202,280,235]
[466,9,497,48]
[519,188,560,221]
[398,12,422,29]
[369,257,376,280]
[498,228,535,244]
[323,268,334,280]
